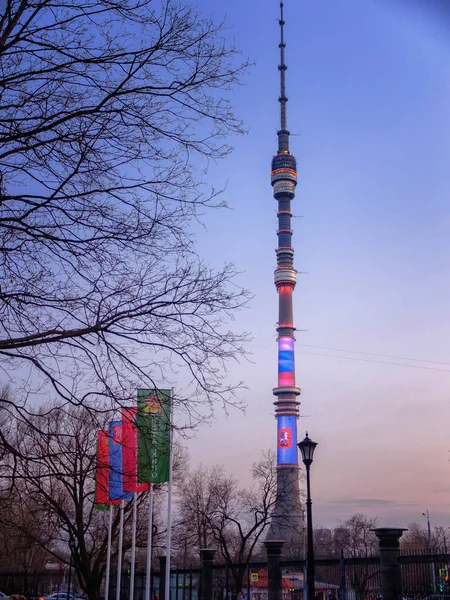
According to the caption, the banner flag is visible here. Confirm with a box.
[122,407,150,493]
[109,420,134,501]
[137,388,171,484]
[95,430,120,508]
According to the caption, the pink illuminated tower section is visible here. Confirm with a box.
[266,1,303,549]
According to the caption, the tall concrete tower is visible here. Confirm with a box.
[266,1,303,551]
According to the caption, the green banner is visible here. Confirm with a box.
[137,388,171,484]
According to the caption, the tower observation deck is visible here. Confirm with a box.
[265,1,304,553]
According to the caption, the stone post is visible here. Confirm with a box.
[158,555,167,600]
[264,541,285,600]
[372,528,407,600]
[339,549,346,600]
[200,548,216,600]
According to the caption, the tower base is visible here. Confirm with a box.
[266,465,304,558]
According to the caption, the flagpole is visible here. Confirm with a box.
[104,505,114,600]
[130,492,137,600]
[116,500,124,600]
[164,394,173,600]
[144,485,153,600]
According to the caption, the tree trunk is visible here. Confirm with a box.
[231,565,247,593]
[81,570,103,600]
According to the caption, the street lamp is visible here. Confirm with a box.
[298,432,318,600]
[423,510,432,552]
[423,510,436,592]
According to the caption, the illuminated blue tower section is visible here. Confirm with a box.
[266,1,303,549]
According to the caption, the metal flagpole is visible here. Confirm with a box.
[164,394,174,600]
[116,500,125,600]
[130,492,137,600]
[105,506,114,600]
[145,486,154,600]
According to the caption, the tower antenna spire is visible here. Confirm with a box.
[278,1,289,153]
[267,0,302,550]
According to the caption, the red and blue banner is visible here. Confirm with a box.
[95,430,120,508]
[122,407,150,493]
[109,420,134,501]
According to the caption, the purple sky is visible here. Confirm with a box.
[183,0,450,529]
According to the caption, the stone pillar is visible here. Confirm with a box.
[264,541,285,600]
[373,528,407,600]
[339,549,346,600]
[158,555,166,600]
[200,548,216,600]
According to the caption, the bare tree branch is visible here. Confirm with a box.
[0,0,251,423]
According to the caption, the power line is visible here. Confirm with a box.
[297,344,450,367]
[252,338,450,371]
[298,351,450,373]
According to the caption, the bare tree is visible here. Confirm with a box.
[401,521,450,554]
[401,522,429,553]
[174,450,280,590]
[433,525,450,554]
[0,403,185,600]
[0,0,249,422]
[0,488,52,571]
[314,527,334,558]
[333,513,379,558]
[333,514,379,600]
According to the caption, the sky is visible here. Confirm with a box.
[178,0,450,530]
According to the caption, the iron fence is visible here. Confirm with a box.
[1,551,449,600]
[399,551,450,599]
[0,570,77,598]
[208,557,380,600]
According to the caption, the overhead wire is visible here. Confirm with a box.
[297,351,450,373]
[297,344,450,367]
[251,337,450,372]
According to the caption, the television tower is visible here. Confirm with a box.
[266,1,303,549]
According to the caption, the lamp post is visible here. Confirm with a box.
[423,510,436,592]
[298,432,318,600]
[423,510,432,552]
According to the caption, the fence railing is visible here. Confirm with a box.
[0,549,447,600]
[399,552,450,599]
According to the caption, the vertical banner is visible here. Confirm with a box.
[109,420,133,501]
[137,389,171,484]
[95,430,120,507]
[122,407,150,493]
